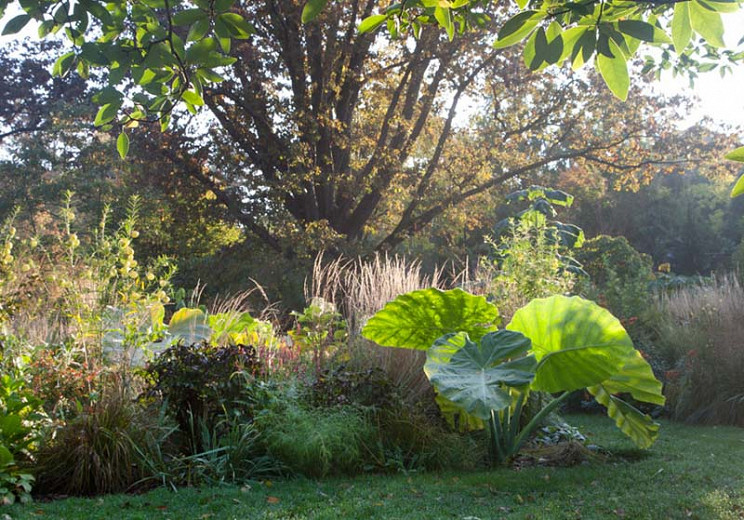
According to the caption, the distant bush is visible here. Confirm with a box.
[575,235,654,322]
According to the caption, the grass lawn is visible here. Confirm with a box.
[5,414,744,520]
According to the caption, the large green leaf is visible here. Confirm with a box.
[0,445,13,467]
[588,384,660,448]
[672,2,693,53]
[167,308,212,344]
[727,147,744,197]
[689,0,725,47]
[599,350,665,406]
[616,20,671,44]
[596,38,630,101]
[301,0,328,23]
[507,296,635,393]
[727,146,744,162]
[425,331,536,420]
[362,288,500,350]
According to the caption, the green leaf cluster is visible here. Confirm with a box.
[357,0,742,100]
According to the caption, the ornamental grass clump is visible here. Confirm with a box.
[306,252,447,406]
[654,274,744,425]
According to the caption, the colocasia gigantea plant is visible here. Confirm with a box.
[362,288,664,464]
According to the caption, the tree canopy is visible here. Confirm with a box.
[1,0,743,255]
[1,0,742,133]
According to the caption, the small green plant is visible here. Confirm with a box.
[289,297,347,375]
[0,370,42,505]
[255,396,375,477]
[575,235,654,321]
[363,288,665,464]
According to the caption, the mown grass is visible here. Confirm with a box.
[6,415,744,520]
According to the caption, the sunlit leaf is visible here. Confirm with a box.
[672,2,693,53]
[302,0,328,23]
[362,288,500,350]
[689,0,725,47]
[116,131,130,159]
[597,38,630,101]
[508,296,635,393]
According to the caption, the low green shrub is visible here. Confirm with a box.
[143,341,261,451]
[255,395,375,477]
[575,235,654,322]
[0,368,43,504]
[310,364,480,473]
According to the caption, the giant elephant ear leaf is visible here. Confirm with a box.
[362,288,500,350]
[425,330,536,421]
[167,308,212,344]
[507,296,635,393]
[599,350,665,406]
[585,350,664,448]
[588,384,660,449]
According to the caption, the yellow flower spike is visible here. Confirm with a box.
[146,272,155,281]
[130,230,140,238]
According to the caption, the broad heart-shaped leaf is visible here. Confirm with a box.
[167,308,212,344]
[362,288,500,350]
[588,384,660,449]
[599,350,665,406]
[507,296,635,393]
[435,394,485,432]
[425,331,536,420]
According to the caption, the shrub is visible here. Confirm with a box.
[0,368,44,504]
[310,365,481,473]
[143,341,261,451]
[475,186,585,321]
[255,397,376,477]
[653,275,744,425]
[575,235,654,321]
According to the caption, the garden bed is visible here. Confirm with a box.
[6,415,744,520]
